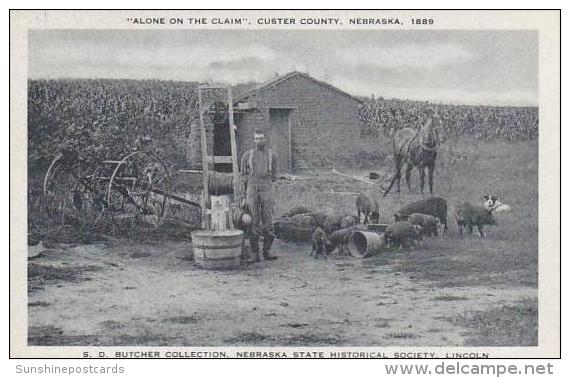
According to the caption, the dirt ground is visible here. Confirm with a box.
[27,137,538,347]
[28,238,536,347]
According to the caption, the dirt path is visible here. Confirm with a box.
[28,239,536,346]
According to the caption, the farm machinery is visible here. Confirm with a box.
[41,146,199,234]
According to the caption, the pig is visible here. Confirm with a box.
[285,206,311,217]
[310,226,328,259]
[324,214,357,234]
[325,228,353,255]
[454,201,497,238]
[356,192,380,224]
[311,212,328,229]
[384,221,424,249]
[395,197,448,232]
[340,215,358,229]
[407,213,442,238]
[325,225,366,255]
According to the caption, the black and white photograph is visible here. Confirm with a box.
[10,10,560,358]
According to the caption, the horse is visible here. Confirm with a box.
[383,115,443,197]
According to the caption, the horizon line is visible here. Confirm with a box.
[28,76,539,108]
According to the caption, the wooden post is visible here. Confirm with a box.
[227,87,240,201]
[198,87,210,230]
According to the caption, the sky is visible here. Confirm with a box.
[28,30,538,106]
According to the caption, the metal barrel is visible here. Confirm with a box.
[348,230,385,259]
[192,229,243,269]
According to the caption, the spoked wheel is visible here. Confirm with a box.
[42,152,104,234]
[107,151,171,233]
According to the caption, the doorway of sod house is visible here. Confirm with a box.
[269,108,292,172]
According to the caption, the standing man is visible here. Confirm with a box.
[240,129,278,263]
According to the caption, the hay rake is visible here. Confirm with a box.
[42,148,199,234]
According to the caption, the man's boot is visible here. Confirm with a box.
[240,240,250,263]
[262,234,277,261]
[248,237,261,263]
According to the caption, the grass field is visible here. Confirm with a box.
[275,136,537,287]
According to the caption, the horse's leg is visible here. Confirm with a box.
[478,225,485,238]
[405,163,414,193]
[419,166,425,195]
[428,163,435,195]
[395,159,402,194]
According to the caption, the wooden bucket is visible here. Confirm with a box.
[348,230,385,259]
[192,229,243,269]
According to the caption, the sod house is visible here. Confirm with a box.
[188,71,364,172]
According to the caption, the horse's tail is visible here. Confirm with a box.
[383,155,403,197]
[382,174,396,198]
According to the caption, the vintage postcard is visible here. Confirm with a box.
[10,10,560,358]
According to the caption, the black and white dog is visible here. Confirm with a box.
[483,195,512,213]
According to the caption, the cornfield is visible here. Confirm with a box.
[28,79,202,173]
[359,97,538,141]
[28,79,539,176]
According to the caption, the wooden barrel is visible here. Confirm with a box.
[208,174,234,195]
[348,230,385,259]
[192,229,243,269]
